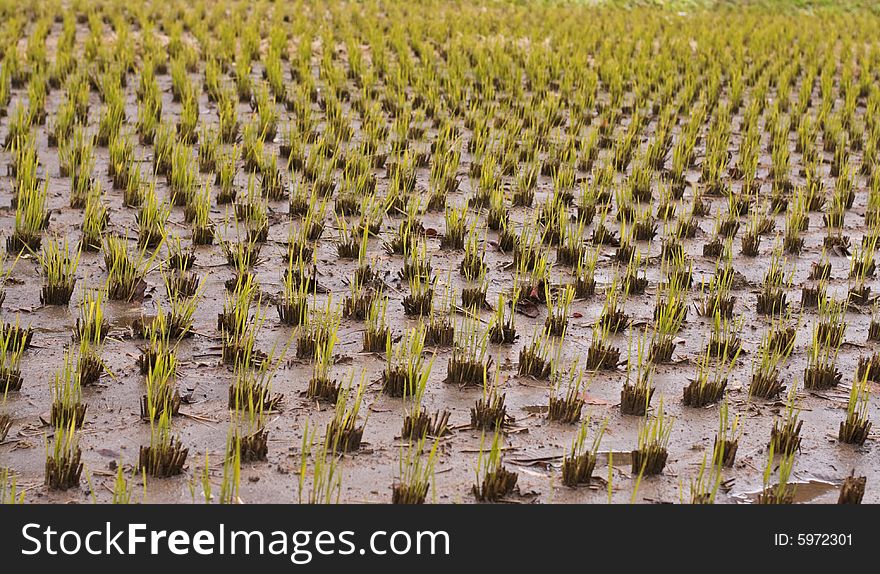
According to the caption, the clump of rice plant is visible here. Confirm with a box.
[488,291,518,344]
[393,435,439,504]
[839,371,872,445]
[756,247,791,316]
[81,191,108,251]
[838,472,866,504]
[519,327,554,378]
[571,247,599,298]
[441,204,467,250]
[585,320,621,371]
[363,294,390,352]
[713,398,742,468]
[297,420,342,504]
[307,331,340,402]
[325,372,368,453]
[631,400,673,476]
[277,258,311,326]
[684,341,739,407]
[190,183,215,245]
[561,416,607,487]
[757,445,796,505]
[0,322,27,393]
[749,326,793,399]
[73,287,110,344]
[472,430,518,502]
[38,236,80,305]
[401,271,435,317]
[229,391,270,464]
[50,349,86,429]
[140,351,181,421]
[45,419,83,490]
[103,235,158,301]
[621,332,655,415]
[684,448,725,504]
[446,318,492,388]
[382,326,431,397]
[138,410,188,478]
[229,354,283,412]
[425,281,455,346]
[296,296,341,361]
[401,347,448,439]
[544,284,574,337]
[769,386,803,456]
[9,178,49,253]
[548,360,587,424]
[219,433,242,504]
[1,467,24,503]
[803,322,842,391]
[136,182,169,248]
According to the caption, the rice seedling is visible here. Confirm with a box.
[402,269,435,317]
[400,336,448,438]
[713,398,742,468]
[621,332,655,416]
[382,326,431,398]
[229,338,284,412]
[769,386,803,456]
[45,419,83,490]
[216,145,240,204]
[684,338,739,407]
[749,327,791,400]
[9,177,49,253]
[561,416,607,487]
[190,183,215,245]
[465,354,511,428]
[598,277,628,332]
[325,371,368,453]
[50,349,87,429]
[839,371,872,445]
[38,236,80,306]
[803,323,842,391]
[838,472,866,505]
[472,430,518,502]
[571,247,599,298]
[1,467,24,504]
[683,446,726,504]
[136,182,170,249]
[544,284,574,337]
[356,290,391,351]
[0,323,27,393]
[140,350,180,421]
[393,435,439,504]
[103,234,160,301]
[0,400,11,443]
[297,420,342,504]
[631,400,673,476]
[547,359,587,424]
[757,445,796,505]
[296,296,341,361]
[308,331,340,402]
[138,410,188,478]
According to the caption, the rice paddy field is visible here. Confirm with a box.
[1,0,879,505]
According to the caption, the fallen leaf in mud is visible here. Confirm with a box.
[97,449,119,458]
[579,393,611,406]
[572,311,583,318]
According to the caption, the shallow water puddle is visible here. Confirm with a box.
[732,479,839,503]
